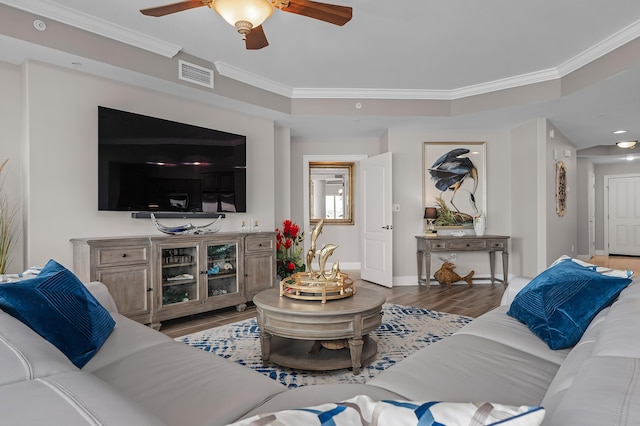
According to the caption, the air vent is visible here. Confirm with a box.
[179,60,214,88]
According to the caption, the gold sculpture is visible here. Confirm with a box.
[280,219,355,303]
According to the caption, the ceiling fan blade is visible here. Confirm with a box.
[140,0,209,17]
[280,0,352,26]
[245,25,269,50]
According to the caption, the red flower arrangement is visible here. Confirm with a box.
[276,219,305,280]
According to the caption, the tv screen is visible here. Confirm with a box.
[98,106,246,213]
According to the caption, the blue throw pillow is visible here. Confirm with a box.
[507,259,631,350]
[0,259,115,368]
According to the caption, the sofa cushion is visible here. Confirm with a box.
[455,306,570,366]
[539,307,610,422]
[591,283,640,358]
[0,371,165,425]
[542,356,640,426]
[368,334,560,406]
[0,260,115,368]
[82,312,173,372]
[507,259,631,350]
[0,309,77,386]
[231,394,545,426]
[90,340,286,426]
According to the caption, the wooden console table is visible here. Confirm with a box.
[416,235,510,289]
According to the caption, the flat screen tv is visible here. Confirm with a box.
[98,106,246,215]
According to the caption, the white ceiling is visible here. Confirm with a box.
[2,0,640,162]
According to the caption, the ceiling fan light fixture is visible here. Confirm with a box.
[616,140,637,149]
[213,0,273,34]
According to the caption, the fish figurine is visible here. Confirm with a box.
[151,214,222,235]
[433,261,474,288]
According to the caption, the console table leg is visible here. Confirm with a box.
[502,251,509,285]
[416,250,430,291]
[348,337,364,375]
[260,332,272,367]
[425,252,431,291]
[489,251,496,284]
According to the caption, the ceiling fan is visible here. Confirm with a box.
[140,0,352,50]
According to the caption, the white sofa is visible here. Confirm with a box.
[1,273,638,425]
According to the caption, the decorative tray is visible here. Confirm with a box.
[279,272,355,303]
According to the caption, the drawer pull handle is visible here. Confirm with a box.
[258,243,262,247]
[122,253,127,258]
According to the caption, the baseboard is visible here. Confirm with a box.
[392,274,516,287]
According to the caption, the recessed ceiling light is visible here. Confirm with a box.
[616,140,637,149]
[613,130,627,134]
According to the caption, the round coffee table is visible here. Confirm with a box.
[253,287,385,375]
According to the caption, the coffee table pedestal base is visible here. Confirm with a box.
[263,335,377,375]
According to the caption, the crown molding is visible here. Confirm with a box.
[2,0,182,58]
[450,68,561,99]
[291,87,452,100]
[6,1,640,99]
[557,18,640,76]
[221,19,640,100]
[214,61,293,97]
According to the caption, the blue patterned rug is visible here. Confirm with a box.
[176,304,473,388]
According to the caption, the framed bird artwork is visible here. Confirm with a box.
[423,142,486,228]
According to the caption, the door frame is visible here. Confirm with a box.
[603,172,640,255]
[303,155,367,270]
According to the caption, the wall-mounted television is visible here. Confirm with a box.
[98,106,247,216]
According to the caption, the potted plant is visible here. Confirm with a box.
[0,159,18,275]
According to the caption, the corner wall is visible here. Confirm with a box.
[0,62,25,272]
[386,128,512,283]
[21,60,276,269]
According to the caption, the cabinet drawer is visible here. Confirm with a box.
[489,240,505,249]
[427,241,447,250]
[97,246,148,265]
[245,236,274,252]
[448,240,487,250]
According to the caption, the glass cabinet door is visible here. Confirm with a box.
[160,247,198,306]
[206,243,238,297]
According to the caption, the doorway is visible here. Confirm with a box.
[604,173,640,256]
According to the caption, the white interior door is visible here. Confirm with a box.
[360,152,393,287]
[607,175,640,256]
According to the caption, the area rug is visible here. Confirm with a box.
[176,304,473,388]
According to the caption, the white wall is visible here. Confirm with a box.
[576,158,594,257]
[19,60,275,269]
[511,120,539,277]
[274,126,291,221]
[2,59,585,283]
[291,137,381,267]
[386,128,513,284]
[0,62,25,273]
[544,122,578,266]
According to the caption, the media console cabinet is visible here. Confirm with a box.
[71,232,276,329]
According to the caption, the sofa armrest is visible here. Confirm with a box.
[500,276,532,306]
[84,281,119,313]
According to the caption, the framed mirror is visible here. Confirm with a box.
[309,162,354,225]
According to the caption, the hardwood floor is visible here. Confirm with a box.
[159,255,639,338]
[159,275,507,338]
